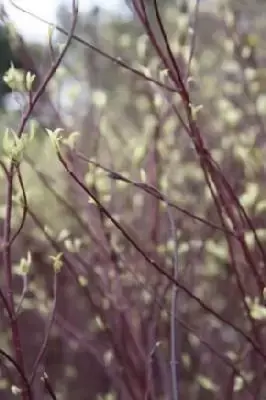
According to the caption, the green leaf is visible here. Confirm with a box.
[46,128,64,151]
[240,183,259,208]
[233,376,244,392]
[197,375,219,392]
[50,252,63,273]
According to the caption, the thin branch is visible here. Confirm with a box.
[57,149,265,360]
[0,348,33,399]
[15,274,28,317]
[41,372,57,400]
[29,271,58,384]
[8,166,28,248]
[9,0,178,94]
[1,3,79,399]
[74,150,237,237]
[186,0,201,78]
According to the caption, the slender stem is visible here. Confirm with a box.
[166,203,179,400]
[3,163,29,400]
[29,273,57,384]
[57,150,266,360]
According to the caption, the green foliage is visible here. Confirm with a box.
[0,24,24,107]
[2,1,266,399]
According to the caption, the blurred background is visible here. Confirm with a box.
[0,0,266,399]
